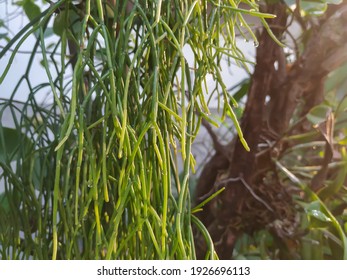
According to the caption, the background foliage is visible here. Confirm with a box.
[194,0,347,260]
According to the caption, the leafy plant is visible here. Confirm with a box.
[0,0,273,259]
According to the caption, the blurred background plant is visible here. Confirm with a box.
[194,0,347,259]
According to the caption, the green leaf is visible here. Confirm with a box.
[22,0,41,21]
[301,1,327,16]
[0,126,33,162]
[306,201,332,228]
[53,9,82,38]
[309,209,332,222]
[306,200,321,211]
[0,192,10,213]
[306,104,331,126]
[53,10,66,37]
[284,0,338,15]
[305,201,330,218]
